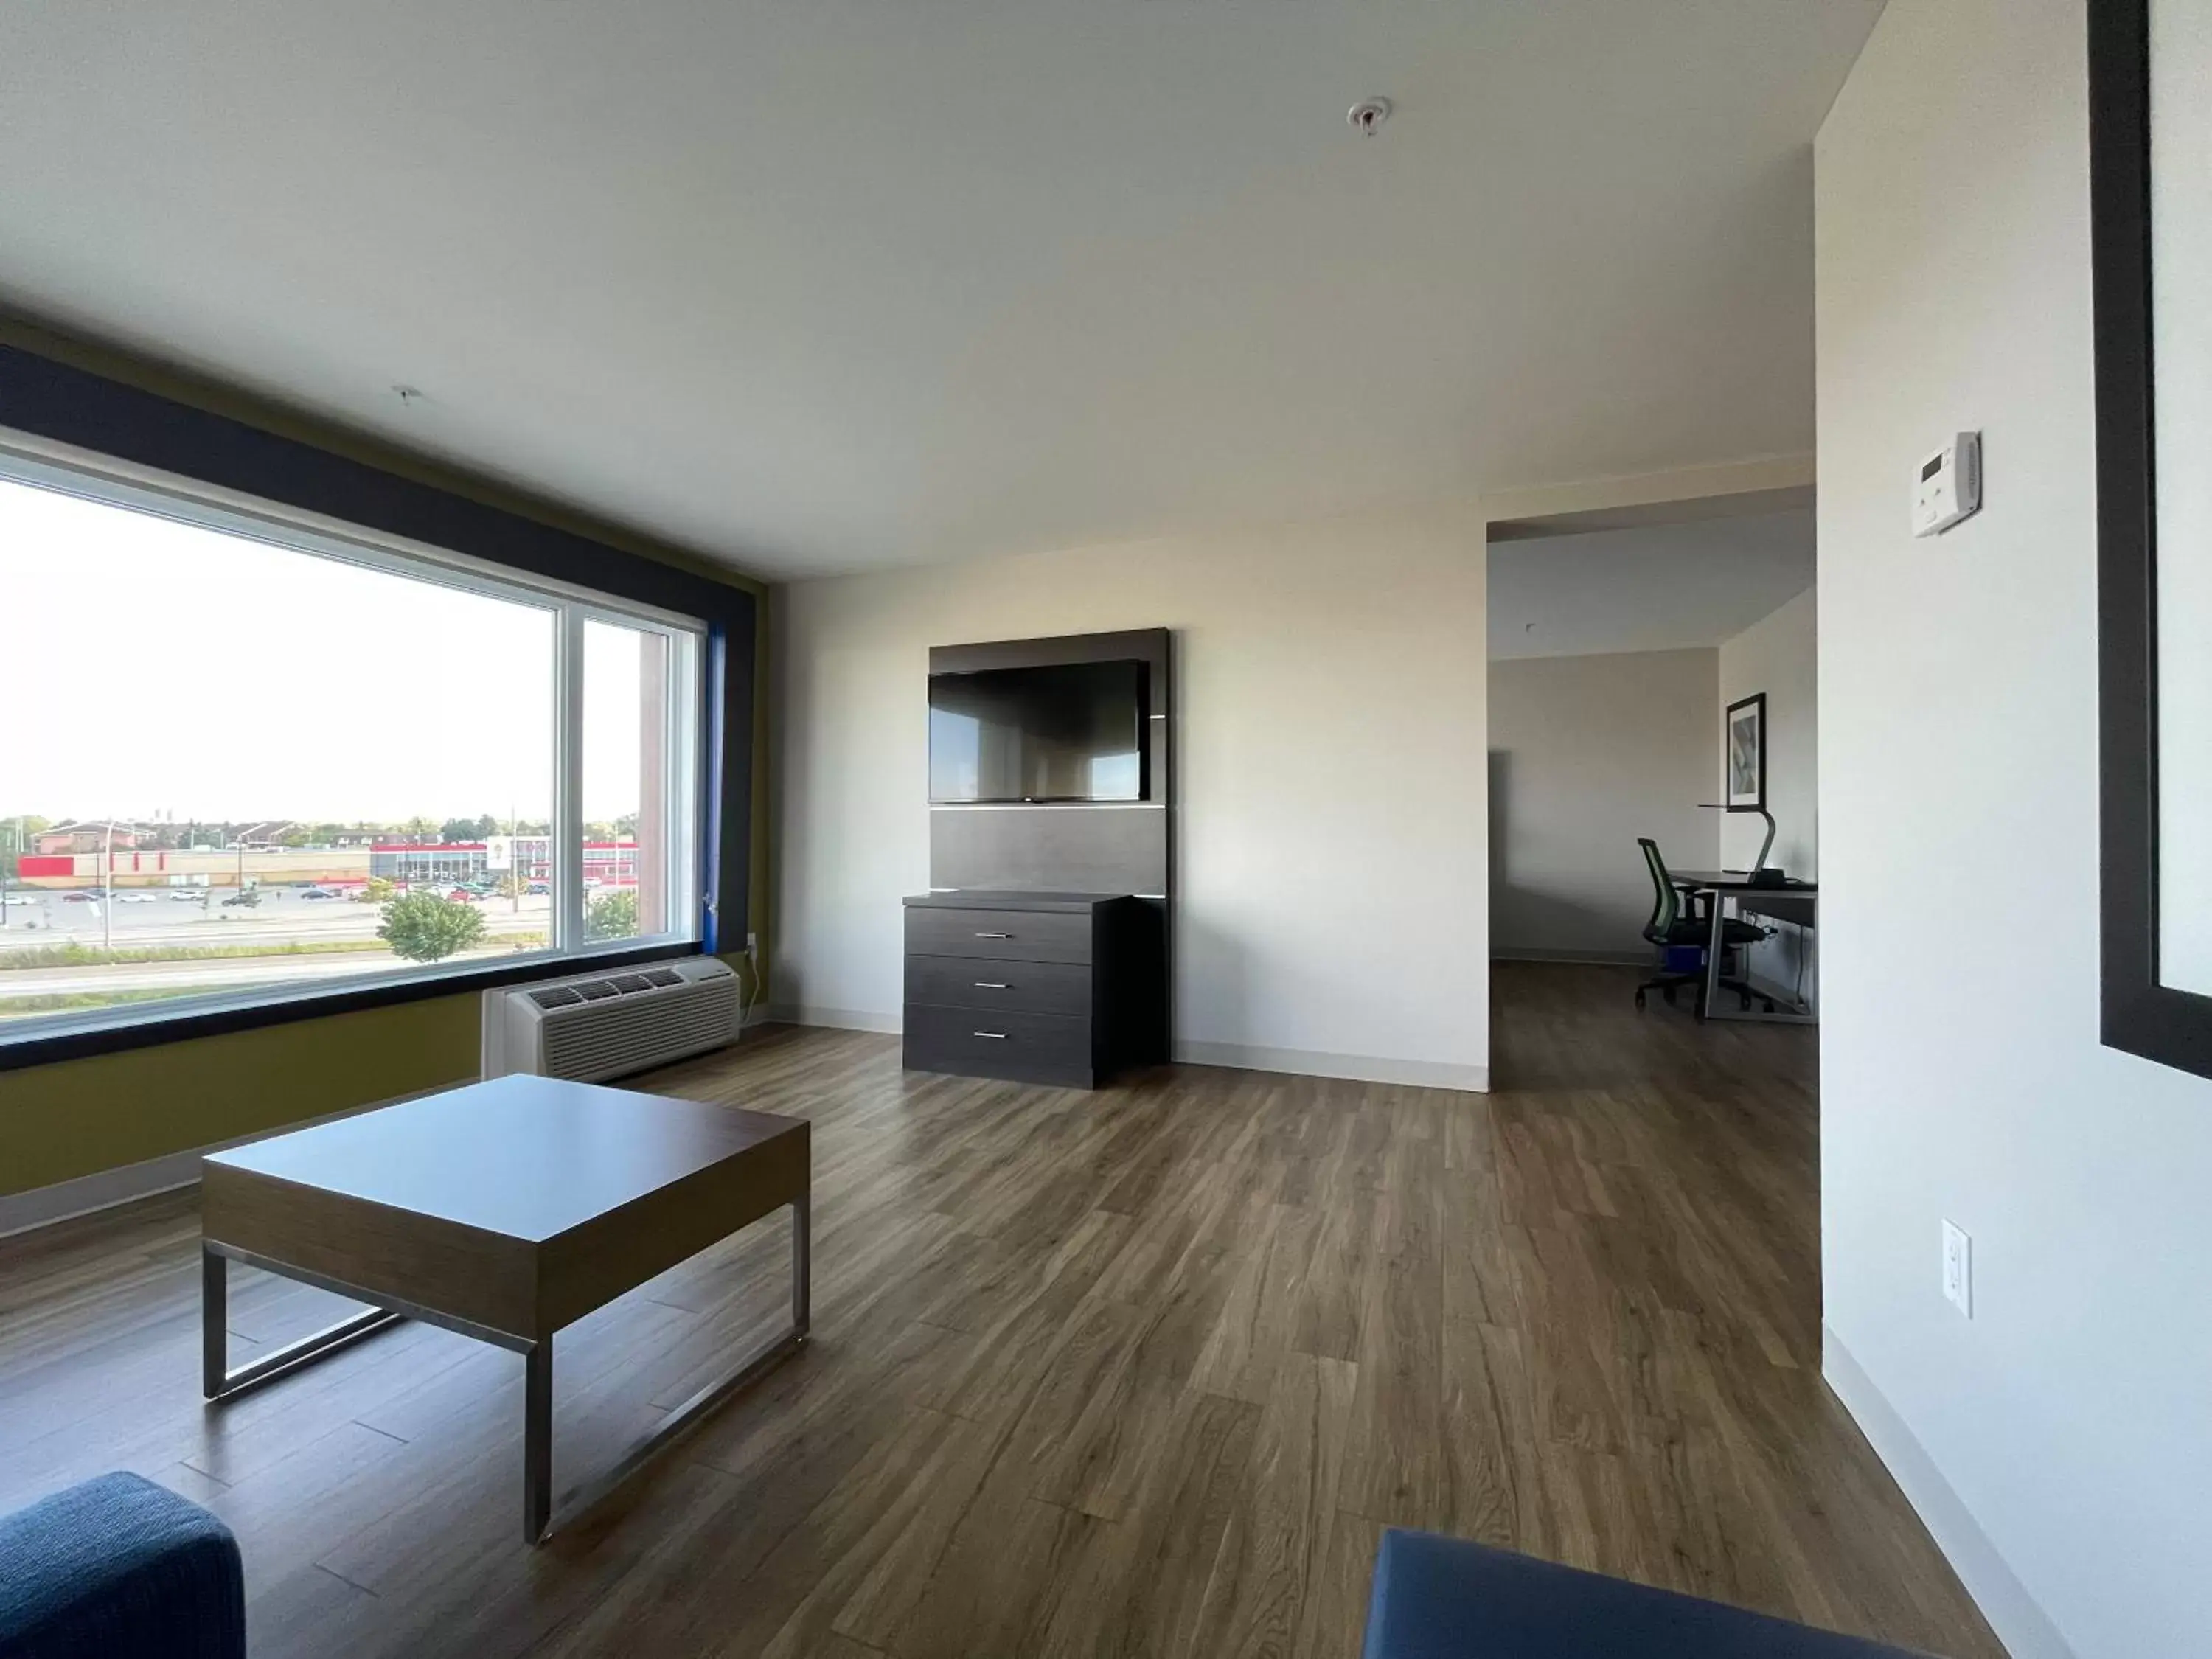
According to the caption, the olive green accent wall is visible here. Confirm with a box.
[0,992,478,1195]
[0,319,775,1201]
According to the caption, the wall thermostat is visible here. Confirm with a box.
[1913,431,1982,537]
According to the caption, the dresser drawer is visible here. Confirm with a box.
[905,953,1091,1017]
[902,1004,1093,1087]
[904,905,1093,964]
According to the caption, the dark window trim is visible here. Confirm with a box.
[2090,0,2212,1079]
[0,942,701,1072]
[0,344,754,1068]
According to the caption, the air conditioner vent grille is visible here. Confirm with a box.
[488,958,738,1084]
[540,982,736,1081]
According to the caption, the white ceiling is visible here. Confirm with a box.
[0,2,1881,581]
[1487,508,1814,660]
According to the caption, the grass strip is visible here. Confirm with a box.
[1,938,396,969]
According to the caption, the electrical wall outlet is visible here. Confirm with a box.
[745,931,758,955]
[1941,1220,1972,1318]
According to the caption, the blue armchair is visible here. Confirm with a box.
[0,1472,244,1659]
[1364,1529,1933,1658]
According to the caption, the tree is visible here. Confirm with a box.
[439,816,493,844]
[378,891,487,963]
[1,815,53,883]
[585,888,639,941]
[360,876,396,904]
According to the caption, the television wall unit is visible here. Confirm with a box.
[928,658,1149,803]
[913,627,1172,1087]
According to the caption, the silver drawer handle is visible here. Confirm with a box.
[973,981,1009,990]
[974,931,1012,939]
[973,1030,1007,1040]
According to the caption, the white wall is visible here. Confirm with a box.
[1720,588,1817,1002]
[771,504,1490,1090]
[1819,3,2212,1655]
[1719,587,1817,877]
[1487,647,1716,962]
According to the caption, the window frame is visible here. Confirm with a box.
[0,345,755,1074]
[2088,0,2212,1081]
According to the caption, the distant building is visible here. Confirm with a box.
[31,821,140,855]
[232,821,304,849]
[369,838,639,888]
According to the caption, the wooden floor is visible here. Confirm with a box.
[0,964,2002,1658]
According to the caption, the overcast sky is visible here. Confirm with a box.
[0,473,650,825]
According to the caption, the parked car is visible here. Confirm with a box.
[299,887,339,900]
[61,891,100,903]
[170,889,207,902]
[444,888,480,903]
[116,893,157,904]
[220,891,260,907]
[525,882,549,896]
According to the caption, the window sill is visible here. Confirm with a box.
[0,939,705,1073]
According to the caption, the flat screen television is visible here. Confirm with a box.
[928,659,1149,803]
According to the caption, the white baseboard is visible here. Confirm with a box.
[0,1149,205,1241]
[0,1088,435,1242]
[1823,1325,2075,1659]
[1173,1038,1489,1093]
[762,1007,1489,1093]
[765,1004,904,1035]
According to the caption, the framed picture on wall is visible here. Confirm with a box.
[1725,693,1767,811]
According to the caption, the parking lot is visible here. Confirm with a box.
[0,883,570,1016]
[0,883,554,955]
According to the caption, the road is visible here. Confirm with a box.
[0,887,552,956]
[0,886,579,1017]
[2,937,540,997]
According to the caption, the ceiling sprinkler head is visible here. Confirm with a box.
[1348,97,1392,136]
[392,383,424,406]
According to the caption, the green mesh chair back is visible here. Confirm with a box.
[1639,838,1680,942]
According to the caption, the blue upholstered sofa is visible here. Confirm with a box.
[1364,1529,1933,1659]
[0,1472,244,1659]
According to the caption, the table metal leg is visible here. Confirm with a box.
[524,1340,553,1545]
[792,1195,811,1338]
[201,1245,403,1402]
[201,1246,227,1399]
[524,1195,813,1544]
[1703,892,1726,1020]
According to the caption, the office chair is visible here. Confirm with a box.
[1635,837,1770,1015]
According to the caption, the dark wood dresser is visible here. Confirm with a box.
[902,891,1166,1088]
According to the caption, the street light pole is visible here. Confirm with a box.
[101,819,114,952]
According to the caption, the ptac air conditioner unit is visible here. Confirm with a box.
[483,957,739,1082]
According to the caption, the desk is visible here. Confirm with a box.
[1669,872,1818,1025]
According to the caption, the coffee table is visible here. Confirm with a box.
[199,1074,810,1543]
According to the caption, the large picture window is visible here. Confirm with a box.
[0,447,705,1050]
